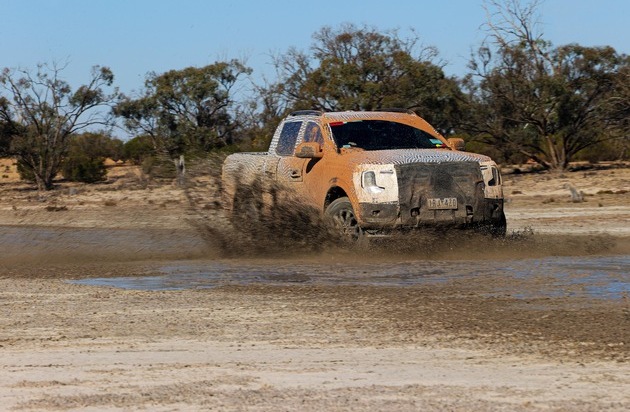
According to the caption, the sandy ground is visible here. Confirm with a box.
[0,162,629,411]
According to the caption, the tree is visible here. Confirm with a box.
[272,24,464,135]
[61,132,123,183]
[239,81,290,151]
[0,96,24,156]
[115,60,252,159]
[606,56,630,160]
[463,0,628,170]
[0,63,119,190]
[122,135,155,164]
[68,131,123,160]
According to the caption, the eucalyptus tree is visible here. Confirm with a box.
[272,24,465,136]
[115,60,252,159]
[0,63,119,190]
[463,0,628,169]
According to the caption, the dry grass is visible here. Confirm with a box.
[0,158,19,182]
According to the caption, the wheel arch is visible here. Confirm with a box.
[324,186,348,210]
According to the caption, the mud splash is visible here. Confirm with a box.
[2,157,629,276]
[180,158,628,260]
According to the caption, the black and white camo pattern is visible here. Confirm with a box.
[323,111,416,123]
[338,148,492,165]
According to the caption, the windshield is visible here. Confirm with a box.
[329,120,445,151]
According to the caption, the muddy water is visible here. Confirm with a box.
[72,255,630,301]
[2,225,628,301]
[0,225,210,263]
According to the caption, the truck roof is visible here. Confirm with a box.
[322,110,418,123]
[288,109,439,133]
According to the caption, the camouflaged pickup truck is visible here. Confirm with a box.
[222,110,506,240]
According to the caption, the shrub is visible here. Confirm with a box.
[61,155,107,183]
[16,159,36,182]
[123,135,155,164]
[141,155,176,179]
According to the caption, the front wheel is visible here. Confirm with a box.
[325,197,365,244]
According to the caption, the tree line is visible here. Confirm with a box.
[0,0,628,190]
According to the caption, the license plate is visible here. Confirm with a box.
[428,197,458,210]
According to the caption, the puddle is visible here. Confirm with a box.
[71,255,630,300]
[498,256,630,299]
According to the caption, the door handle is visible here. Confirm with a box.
[290,169,300,178]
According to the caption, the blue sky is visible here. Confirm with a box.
[1,0,629,97]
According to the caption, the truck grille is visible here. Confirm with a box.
[395,162,485,226]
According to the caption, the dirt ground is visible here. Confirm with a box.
[0,162,629,411]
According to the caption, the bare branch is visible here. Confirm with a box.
[0,63,118,190]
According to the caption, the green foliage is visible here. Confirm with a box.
[467,43,627,169]
[61,132,122,183]
[122,134,155,164]
[61,155,107,183]
[16,158,35,182]
[272,24,464,135]
[114,60,252,159]
[0,96,19,156]
[461,1,629,170]
[459,135,526,165]
[574,138,629,163]
[68,132,123,160]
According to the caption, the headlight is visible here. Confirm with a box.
[362,171,385,194]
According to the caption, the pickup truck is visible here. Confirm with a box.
[222,109,506,241]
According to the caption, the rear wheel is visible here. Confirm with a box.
[491,211,507,237]
[483,211,507,237]
[325,197,364,244]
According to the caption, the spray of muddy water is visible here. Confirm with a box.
[182,157,625,262]
[182,156,337,257]
[61,157,628,297]
[0,156,625,269]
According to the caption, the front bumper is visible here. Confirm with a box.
[358,199,504,230]
[357,161,505,232]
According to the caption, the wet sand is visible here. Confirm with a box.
[0,164,629,410]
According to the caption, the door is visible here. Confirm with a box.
[276,120,325,185]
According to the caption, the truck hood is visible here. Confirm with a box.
[338,148,492,166]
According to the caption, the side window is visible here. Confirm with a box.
[276,121,302,156]
[303,122,324,145]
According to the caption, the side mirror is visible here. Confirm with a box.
[447,138,465,151]
[295,142,323,158]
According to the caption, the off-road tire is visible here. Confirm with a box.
[490,211,507,237]
[325,197,365,244]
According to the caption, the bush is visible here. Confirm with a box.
[16,159,36,182]
[61,155,107,183]
[141,155,176,179]
[123,135,155,164]
[574,139,626,163]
